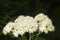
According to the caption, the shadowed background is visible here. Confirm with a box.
[0,0,60,40]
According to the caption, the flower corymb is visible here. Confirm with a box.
[3,13,55,37]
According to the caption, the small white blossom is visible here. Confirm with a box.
[35,13,48,22]
[14,15,25,23]
[3,22,14,35]
[47,24,55,32]
[12,30,19,37]
[14,16,38,34]
[35,13,55,33]
[24,16,38,33]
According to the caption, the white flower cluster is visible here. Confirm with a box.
[35,13,55,33]
[3,22,14,35]
[3,13,55,37]
[3,15,38,37]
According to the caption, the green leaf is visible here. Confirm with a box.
[18,35,27,40]
[22,36,27,40]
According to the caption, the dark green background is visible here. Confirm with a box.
[0,0,60,40]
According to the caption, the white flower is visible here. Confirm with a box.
[3,15,38,37]
[12,30,19,37]
[39,19,50,33]
[3,22,14,35]
[14,16,38,33]
[35,13,55,33]
[35,13,48,22]
[14,15,25,23]
[24,16,38,33]
[14,21,27,36]
[47,24,55,32]
[3,13,55,37]
[3,26,10,35]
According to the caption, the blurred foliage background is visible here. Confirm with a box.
[0,0,60,40]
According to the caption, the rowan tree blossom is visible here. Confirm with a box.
[12,29,19,37]
[14,15,25,23]
[35,13,48,22]
[24,16,38,33]
[3,13,55,38]
[14,16,38,33]
[3,22,14,35]
[3,15,38,37]
[35,13,55,33]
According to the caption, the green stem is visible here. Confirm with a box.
[35,32,41,40]
[29,32,41,40]
[29,34,31,40]
[35,35,38,40]
[36,32,40,36]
